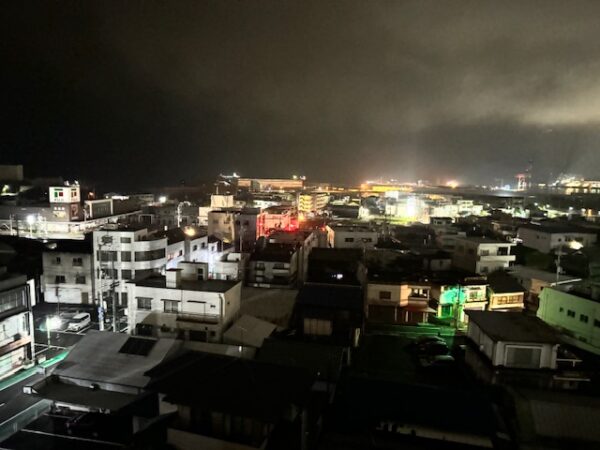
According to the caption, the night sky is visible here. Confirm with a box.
[3,1,600,189]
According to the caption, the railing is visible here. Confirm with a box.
[176,313,220,324]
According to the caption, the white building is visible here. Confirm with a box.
[298,192,330,214]
[126,268,241,342]
[518,223,597,253]
[326,224,378,249]
[466,311,559,369]
[42,240,94,305]
[93,227,168,323]
[538,283,600,355]
[452,237,515,274]
[0,267,36,379]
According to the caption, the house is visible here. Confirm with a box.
[508,265,581,312]
[42,238,94,305]
[366,272,434,325]
[452,236,516,274]
[246,243,299,288]
[306,248,366,286]
[326,224,378,249]
[518,223,597,253]
[465,311,586,389]
[294,284,364,347]
[0,267,35,379]
[145,351,315,450]
[11,331,182,450]
[486,271,526,311]
[126,269,241,342]
[430,271,488,324]
[538,283,600,355]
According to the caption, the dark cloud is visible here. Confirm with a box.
[2,1,600,189]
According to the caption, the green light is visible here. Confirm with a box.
[440,286,467,305]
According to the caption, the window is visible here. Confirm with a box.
[137,297,152,310]
[72,257,83,266]
[344,237,354,243]
[594,319,600,328]
[120,237,132,244]
[243,220,250,226]
[379,291,392,300]
[164,300,179,313]
[193,245,198,251]
[567,310,576,318]
[505,346,542,369]
[135,249,166,262]
[121,252,132,262]
[303,318,332,336]
[75,275,86,284]
[120,292,128,305]
[212,220,219,225]
[580,314,589,323]
[53,256,61,265]
[178,250,183,257]
[559,307,564,313]
[255,262,265,270]
[98,251,117,262]
[235,220,241,226]
[201,242,207,249]
[363,238,373,243]
[121,270,132,280]
[55,275,66,284]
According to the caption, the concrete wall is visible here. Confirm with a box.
[42,251,94,304]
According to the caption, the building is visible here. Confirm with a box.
[486,271,526,311]
[306,248,366,286]
[234,207,263,251]
[93,226,168,328]
[0,267,35,379]
[294,284,364,347]
[508,265,581,312]
[259,205,296,236]
[207,209,236,242]
[246,243,299,288]
[430,272,488,324]
[538,283,600,355]
[237,177,304,191]
[41,239,94,305]
[518,223,597,253]
[464,311,585,389]
[267,229,321,282]
[13,331,181,449]
[452,236,516,274]
[326,224,378,249]
[146,351,314,450]
[366,272,434,324]
[298,192,330,214]
[126,269,241,342]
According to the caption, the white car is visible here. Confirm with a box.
[67,313,91,332]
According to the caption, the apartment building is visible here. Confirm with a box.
[452,237,515,274]
[298,192,330,214]
[0,267,35,379]
[126,268,241,342]
[326,224,378,249]
[42,239,94,304]
[518,223,597,253]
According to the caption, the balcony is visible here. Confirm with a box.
[176,313,220,324]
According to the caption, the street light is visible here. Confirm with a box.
[46,315,62,348]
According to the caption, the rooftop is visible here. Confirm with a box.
[519,222,597,235]
[487,271,526,294]
[508,265,582,285]
[53,331,181,388]
[223,314,277,348]
[132,275,239,293]
[250,243,296,262]
[44,238,92,254]
[466,311,560,344]
[146,352,313,421]
[454,236,513,245]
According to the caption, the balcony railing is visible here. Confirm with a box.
[176,313,220,324]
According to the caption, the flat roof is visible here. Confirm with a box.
[454,236,512,245]
[519,223,597,235]
[132,275,239,293]
[296,284,363,310]
[487,272,526,294]
[508,265,581,284]
[466,311,560,344]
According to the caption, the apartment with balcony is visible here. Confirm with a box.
[126,268,241,342]
[452,236,515,275]
[93,226,168,323]
[0,267,35,379]
[366,271,434,324]
[42,239,94,305]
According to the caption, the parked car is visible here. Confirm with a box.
[67,312,91,332]
[417,341,449,356]
[419,354,455,368]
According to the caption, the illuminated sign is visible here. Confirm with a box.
[49,186,80,204]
